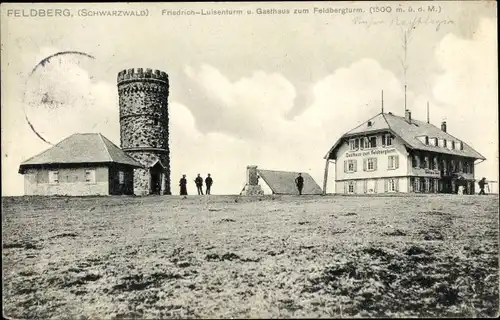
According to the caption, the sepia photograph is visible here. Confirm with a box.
[1,1,498,318]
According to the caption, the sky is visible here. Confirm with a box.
[1,1,498,196]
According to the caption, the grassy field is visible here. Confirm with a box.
[2,194,499,319]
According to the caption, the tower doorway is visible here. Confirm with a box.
[150,162,164,195]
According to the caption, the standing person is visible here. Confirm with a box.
[295,173,304,195]
[478,177,488,195]
[195,174,204,195]
[205,173,213,195]
[179,175,188,196]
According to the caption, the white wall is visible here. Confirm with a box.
[335,176,409,194]
[335,134,409,181]
[23,167,109,196]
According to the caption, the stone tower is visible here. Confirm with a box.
[117,68,171,195]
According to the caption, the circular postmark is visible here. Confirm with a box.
[23,51,96,145]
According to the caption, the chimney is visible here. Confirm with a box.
[246,165,259,186]
[441,121,447,132]
[405,109,412,124]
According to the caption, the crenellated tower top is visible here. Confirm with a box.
[117,68,169,85]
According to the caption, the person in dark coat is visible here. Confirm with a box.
[205,173,213,195]
[195,174,204,195]
[478,177,487,195]
[179,175,188,196]
[295,173,304,195]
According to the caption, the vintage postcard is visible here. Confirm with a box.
[1,1,498,318]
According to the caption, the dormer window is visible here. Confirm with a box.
[425,136,429,145]
[368,136,377,148]
[349,139,356,150]
[459,142,464,150]
[382,134,393,147]
[438,138,445,147]
[367,121,372,127]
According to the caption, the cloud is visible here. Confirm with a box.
[177,64,296,141]
[431,17,498,180]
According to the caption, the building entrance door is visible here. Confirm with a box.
[150,162,163,195]
[366,180,376,193]
[441,178,452,193]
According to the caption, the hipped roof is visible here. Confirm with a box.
[19,133,143,173]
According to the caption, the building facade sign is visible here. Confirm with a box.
[345,148,397,158]
[411,168,441,177]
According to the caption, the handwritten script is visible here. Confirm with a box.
[352,15,454,31]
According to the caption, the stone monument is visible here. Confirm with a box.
[240,165,264,196]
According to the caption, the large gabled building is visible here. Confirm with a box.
[18,133,143,196]
[323,110,486,195]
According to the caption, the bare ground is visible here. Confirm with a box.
[2,194,499,319]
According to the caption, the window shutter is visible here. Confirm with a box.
[374,180,378,193]
[384,179,388,192]
[395,156,399,169]
[354,160,358,172]
[344,182,348,194]
[344,160,347,173]
[363,159,367,171]
[364,180,367,193]
[395,179,399,192]
[353,181,357,194]
[374,159,378,171]
[382,135,386,146]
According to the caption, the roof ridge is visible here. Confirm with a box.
[258,169,308,173]
[99,134,144,167]
[346,112,383,134]
[97,133,113,162]
[20,133,77,164]
[381,112,391,130]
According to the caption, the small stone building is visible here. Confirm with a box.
[18,133,143,196]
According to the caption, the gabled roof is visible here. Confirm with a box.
[325,112,485,160]
[19,133,143,173]
[257,169,323,195]
[345,113,389,136]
